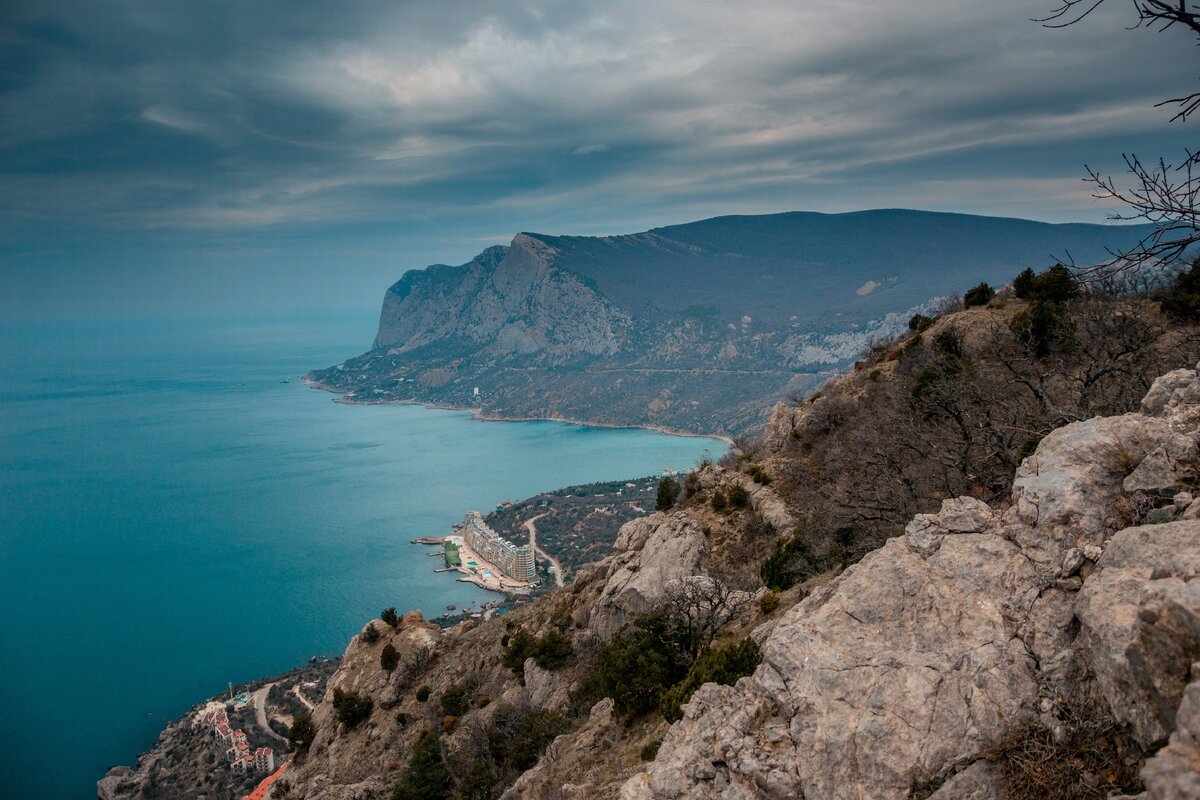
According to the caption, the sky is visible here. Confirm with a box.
[1,0,1196,321]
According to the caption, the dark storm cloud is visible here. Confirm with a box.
[0,0,1196,316]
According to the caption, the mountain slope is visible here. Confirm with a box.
[309,210,1156,434]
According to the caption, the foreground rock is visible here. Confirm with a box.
[623,366,1200,800]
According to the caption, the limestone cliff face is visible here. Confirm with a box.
[622,367,1200,800]
[373,235,631,359]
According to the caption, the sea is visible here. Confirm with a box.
[0,314,723,800]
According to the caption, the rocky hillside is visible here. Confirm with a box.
[307,210,1154,435]
[258,274,1200,800]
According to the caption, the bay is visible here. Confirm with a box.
[0,315,722,800]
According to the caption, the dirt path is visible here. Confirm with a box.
[291,684,316,712]
[524,513,564,588]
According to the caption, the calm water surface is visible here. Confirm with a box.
[0,316,722,800]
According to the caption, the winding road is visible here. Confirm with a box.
[524,513,565,588]
[252,683,288,745]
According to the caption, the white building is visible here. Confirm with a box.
[461,512,536,582]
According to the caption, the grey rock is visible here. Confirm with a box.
[1139,667,1200,799]
[926,761,1003,800]
[1124,447,1180,493]
[591,513,708,638]
[1076,521,1200,746]
[1062,547,1085,577]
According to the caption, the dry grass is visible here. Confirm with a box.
[983,692,1144,800]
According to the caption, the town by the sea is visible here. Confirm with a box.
[0,315,723,800]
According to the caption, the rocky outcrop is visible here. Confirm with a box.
[623,365,1200,800]
[589,512,709,638]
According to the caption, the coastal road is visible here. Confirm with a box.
[252,684,288,745]
[524,513,564,588]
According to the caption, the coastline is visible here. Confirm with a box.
[302,376,737,447]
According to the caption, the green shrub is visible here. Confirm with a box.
[415,685,431,702]
[573,607,694,718]
[1011,300,1073,358]
[381,607,401,628]
[963,282,995,308]
[531,630,573,670]
[758,592,780,614]
[869,368,883,381]
[760,535,806,591]
[1013,265,1078,303]
[501,628,536,675]
[656,476,680,511]
[440,684,469,718]
[640,740,663,761]
[381,643,400,672]
[391,730,451,800]
[726,484,749,509]
[288,714,316,751]
[332,689,373,728]
[660,638,761,721]
[502,627,573,675]
[710,490,727,512]
[395,712,409,728]
[361,623,381,644]
[749,466,772,485]
[908,313,934,332]
[1161,260,1200,321]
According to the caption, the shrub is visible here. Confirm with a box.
[1010,300,1073,358]
[361,623,381,644]
[1161,260,1200,321]
[440,683,469,717]
[503,627,573,675]
[726,484,749,509]
[983,694,1144,800]
[758,592,780,615]
[660,638,761,721]
[508,709,571,771]
[710,490,727,511]
[288,714,316,751]
[332,689,373,729]
[381,607,401,628]
[908,313,934,332]
[749,466,772,485]
[502,628,536,675]
[760,535,806,591]
[573,607,694,718]
[1013,265,1079,303]
[531,630,573,670]
[656,476,680,511]
[640,740,663,761]
[381,643,400,672]
[391,730,451,800]
[395,712,409,728]
[963,282,995,308]
[415,685,431,702]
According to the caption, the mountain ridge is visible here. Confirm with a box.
[309,209,1158,435]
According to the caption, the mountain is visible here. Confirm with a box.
[309,209,1157,434]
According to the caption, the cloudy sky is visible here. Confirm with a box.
[1,0,1195,320]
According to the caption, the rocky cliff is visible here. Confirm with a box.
[281,362,1200,800]
[308,210,1155,435]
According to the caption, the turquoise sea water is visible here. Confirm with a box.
[0,316,722,800]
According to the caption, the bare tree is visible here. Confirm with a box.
[664,575,753,651]
[1037,1,1200,276]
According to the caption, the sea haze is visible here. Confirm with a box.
[0,315,722,800]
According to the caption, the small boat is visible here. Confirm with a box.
[281,378,290,384]
[446,604,456,611]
